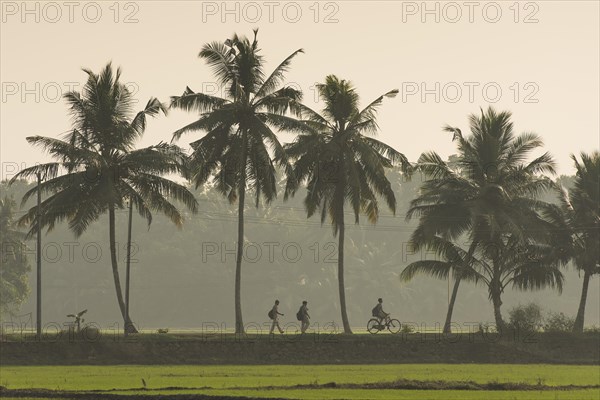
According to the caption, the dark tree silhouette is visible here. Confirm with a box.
[170,30,306,334]
[405,107,556,332]
[10,63,198,334]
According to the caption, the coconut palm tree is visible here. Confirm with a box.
[401,232,564,330]
[405,107,556,332]
[284,75,411,333]
[542,151,599,332]
[9,63,198,333]
[170,30,307,334]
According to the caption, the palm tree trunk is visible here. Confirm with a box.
[338,211,352,334]
[443,241,479,334]
[36,172,42,339]
[443,278,460,334]
[490,258,505,332]
[125,200,133,337]
[491,293,504,332]
[108,205,137,334]
[573,270,591,333]
[234,130,248,335]
[490,284,505,332]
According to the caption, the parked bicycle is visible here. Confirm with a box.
[367,315,401,334]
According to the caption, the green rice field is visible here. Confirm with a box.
[1,364,598,400]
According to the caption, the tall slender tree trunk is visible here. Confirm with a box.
[573,270,591,333]
[338,211,352,334]
[36,172,42,339]
[443,278,460,334]
[490,258,505,333]
[125,200,133,337]
[443,241,479,333]
[491,292,504,332]
[235,130,249,334]
[490,281,505,332]
[108,205,136,334]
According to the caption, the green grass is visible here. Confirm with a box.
[1,364,598,400]
[2,391,599,400]
[2,364,599,390]
[127,389,600,400]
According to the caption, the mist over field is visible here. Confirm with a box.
[3,171,595,331]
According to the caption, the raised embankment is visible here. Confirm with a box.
[1,332,598,365]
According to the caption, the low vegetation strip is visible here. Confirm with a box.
[0,388,282,400]
[3,364,599,390]
[15,380,600,393]
[2,333,598,366]
[265,380,600,391]
[2,379,600,400]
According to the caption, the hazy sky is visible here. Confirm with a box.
[1,1,599,180]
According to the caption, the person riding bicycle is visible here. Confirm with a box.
[372,298,390,325]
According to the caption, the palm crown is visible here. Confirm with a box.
[171,29,307,204]
[409,108,555,249]
[285,75,411,232]
[12,63,198,235]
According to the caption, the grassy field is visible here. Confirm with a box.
[4,393,600,400]
[1,364,599,399]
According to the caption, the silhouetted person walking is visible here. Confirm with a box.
[269,300,284,334]
[299,300,310,333]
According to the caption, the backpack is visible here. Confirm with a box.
[268,309,275,320]
[372,306,379,317]
[296,308,303,321]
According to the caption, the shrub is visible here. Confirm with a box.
[508,303,543,332]
[59,325,101,341]
[543,312,575,332]
[400,324,414,334]
[477,323,494,334]
[80,326,101,340]
[584,325,600,334]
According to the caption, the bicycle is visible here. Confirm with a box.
[367,315,401,334]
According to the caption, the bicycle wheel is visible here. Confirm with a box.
[387,319,401,334]
[367,319,381,334]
